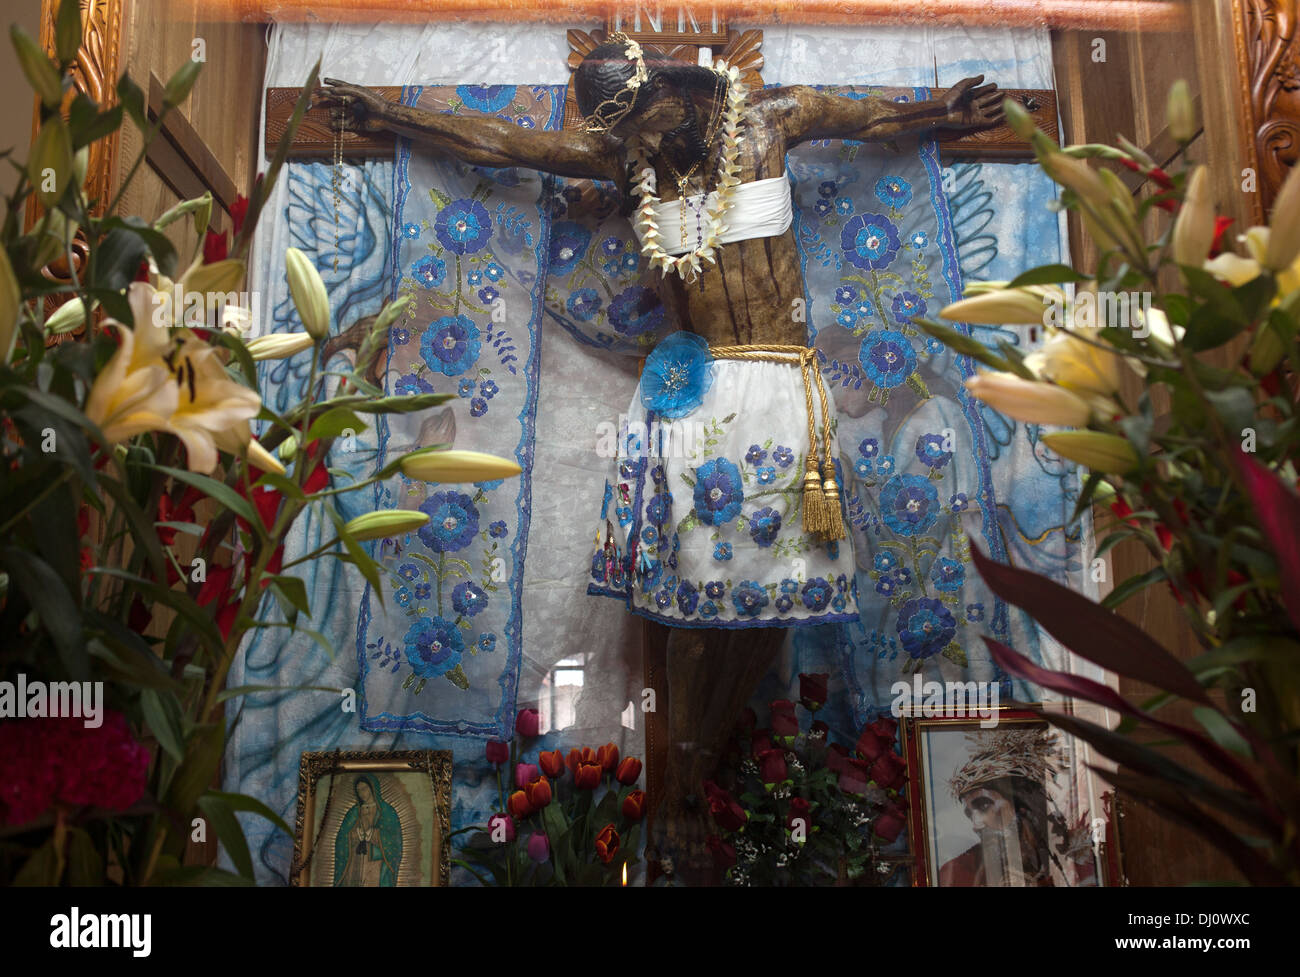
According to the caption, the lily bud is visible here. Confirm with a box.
[0,246,19,363]
[244,438,286,476]
[1002,96,1036,141]
[399,448,523,484]
[72,146,88,189]
[1265,161,1300,272]
[1041,431,1140,474]
[1023,328,1124,402]
[285,247,331,341]
[279,433,299,462]
[32,209,77,269]
[964,372,1092,427]
[44,296,94,335]
[941,286,1061,326]
[1172,166,1215,268]
[246,331,315,360]
[1166,80,1196,143]
[28,117,74,208]
[343,509,431,542]
[11,27,62,107]
[1040,152,1112,212]
[182,257,246,298]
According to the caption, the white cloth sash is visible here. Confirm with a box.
[635,170,793,256]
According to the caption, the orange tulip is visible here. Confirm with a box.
[574,762,602,790]
[507,790,533,820]
[615,757,643,785]
[597,742,620,772]
[622,789,646,822]
[525,775,552,810]
[595,823,620,864]
[538,749,565,779]
[566,747,598,775]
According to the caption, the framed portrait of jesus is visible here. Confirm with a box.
[292,750,452,887]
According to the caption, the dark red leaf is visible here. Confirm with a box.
[1234,447,1300,635]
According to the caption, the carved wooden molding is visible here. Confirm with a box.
[1234,0,1300,223]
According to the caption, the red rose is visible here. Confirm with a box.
[566,746,597,774]
[615,756,643,785]
[507,790,533,820]
[758,748,788,786]
[538,749,565,779]
[515,708,540,738]
[839,757,872,795]
[525,775,552,810]
[870,750,907,791]
[874,800,907,842]
[770,700,798,738]
[702,779,725,801]
[798,672,828,711]
[825,742,851,774]
[515,763,538,789]
[786,796,812,832]
[622,789,646,821]
[855,728,887,762]
[868,716,898,742]
[596,741,619,772]
[707,835,737,868]
[486,812,515,843]
[594,823,620,864]
[708,788,748,832]
[751,728,773,757]
[574,762,602,790]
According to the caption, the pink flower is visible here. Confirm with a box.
[515,763,538,789]
[487,812,516,843]
[526,831,550,863]
[515,708,540,738]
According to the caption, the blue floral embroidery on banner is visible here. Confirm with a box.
[693,457,745,526]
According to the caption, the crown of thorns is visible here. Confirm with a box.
[949,727,1063,801]
[579,31,652,133]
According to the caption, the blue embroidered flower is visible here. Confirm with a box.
[640,331,714,419]
[880,474,939,537]
[713,541,733,562]
[875,176,913,209]
[485,262,504,281]
[458,378,475,397]
[832,595,847,612]
[745,444,767,465]
[422,314,482,376]
[488,520,507,539]
[403,616,464,678]
[468,270,484,287]
[826,540,839,560]
[456,84,517,112]
[732,580,769,617]
[859,438,879,460]
[836,310,858,329]
[476,478,505,491]
[481,379,499,399]
[651,465,666,484]
[477,632,497,653]
[403,222,421,239]
[395,586,414,607]
[773,446,794,468]
[398,562,419,581]
[966,602,985,622]
[418,491,479,552]
[873,551,899,572]
[856,300,875,319]
[925,336,945,355]
[676,579,699,615]
[859,329,917,388]
[591,550,606,582]
[836,573,848,593]
[950,493,969,512]
[780,578,799,595]
[700,600,719,619]
[854,458,872,478]
[897,597,956,659]
[841,213,901,271]
[892,567,913,585]
[414,582,432,600]
[916,432,953,469]
[470,397,488,417]
[877,455,896,475]
[615,505,632,526]
[392,328,410,346]
[549,221,591,276]
[641,526,658,546]
[835,284,859,305]
[776,594,794,613]
[516,117,535,129]
[801,577,833,612]
[435,199,493,254]
[601,235,624,256]
[646,493,672,524]
[911,230,929,249]
[695,457,745,526]
[891,291,928,324]
[932,557,965,592]
[395,373,434,396]
[696,582,721,601]
[748,507,781,547]
[756,466,776,485]
[567,287,601,322]
[875,576,897,596]
[609,285,665,337]
[622,252,639,273]
[478,285,499,305]
[818,181,837,198]
[412,254,447,289]
[654,588,673,608]
[835,196,854,216]
[814,198,833,217]
[450,581,489,618]
[640,559,664,592]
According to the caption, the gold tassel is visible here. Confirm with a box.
[802,463,828,535]
[819,461,846,541]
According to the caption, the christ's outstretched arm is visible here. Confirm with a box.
[314,79,623,181]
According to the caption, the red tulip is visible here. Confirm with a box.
[515,762,538,789]
[758,748,788,787]
[486,812,515,843]
[596,741,620,772]
[708,788,748,832]
[574,762,602,790]
[870,751,907,791]
[507,790,532,820]
[839,757,872,795]
[566,746,598,774]
[595,823,620,864]
[538,749,565,779]
[516,708,540,738]
[525,775,552,810]
[622,789,646,821]
[526,831,550,863]
[798,673,828,711]
[615,756,643,785]
[786,796,812,833]
[708,835,737,868]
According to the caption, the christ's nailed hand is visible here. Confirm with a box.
[939,75,1004,132]
[313,78,390,133]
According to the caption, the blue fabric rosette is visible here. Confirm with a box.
[638,331,715,419]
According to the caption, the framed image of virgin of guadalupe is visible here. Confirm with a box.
[292,750,452,886]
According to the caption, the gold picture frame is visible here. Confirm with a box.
[292,750,452,887]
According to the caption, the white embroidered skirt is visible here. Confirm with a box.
[587,348,860,629]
